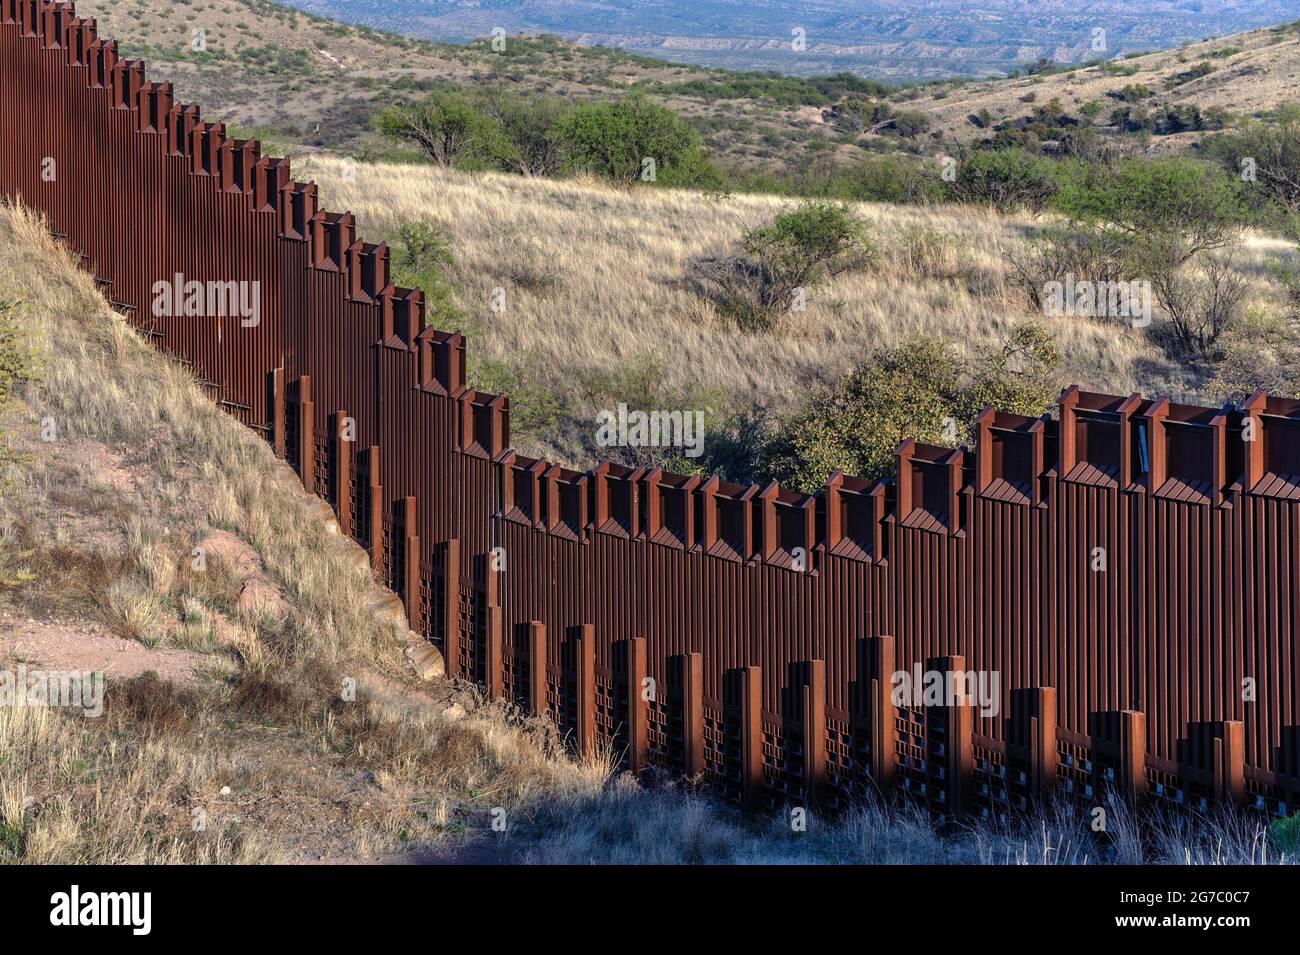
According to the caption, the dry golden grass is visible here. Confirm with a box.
[305,156,1296,468]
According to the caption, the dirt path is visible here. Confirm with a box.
[0,611,210,684]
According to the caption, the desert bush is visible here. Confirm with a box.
[551,94,716,186]
[888,110,932,139]
[1141,244,1250,357]
[470,353,564,440]
[688,201,874,331]
[960,323,1062,420]
[1109,83,1153,103]
[1054,156,1247,263]
[1209,105,1300,224]
[1005,227,1136,311]
[949,148,1061,213]
[829,155,948,204]
[1209,307,1300,402]
[388,221,468,332]
[763,324,1060,492]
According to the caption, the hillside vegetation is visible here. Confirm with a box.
[74,2,1300,187]
[302,156,1298,479]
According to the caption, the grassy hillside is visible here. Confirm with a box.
[301,156,1294,472]
[74,2,1300,181]
[900,21,1300,146]
[0,200,610,862]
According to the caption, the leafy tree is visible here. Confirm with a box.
[473,90,574,177]
[1053,156,1246,262]
[551,95,715,186]
[378,91,511,168]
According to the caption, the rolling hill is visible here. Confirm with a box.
[76,1,1300,178]
[277,0,1299,78]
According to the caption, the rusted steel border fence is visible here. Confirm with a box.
[4,2,1299,821]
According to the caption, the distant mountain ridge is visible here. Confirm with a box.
[278,0,1298,77]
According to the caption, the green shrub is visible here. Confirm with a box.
[0,299,26,407]
[1053,156,1247,261]
[1270,814,1300,856]
[828,156,947,204]
[688,201,874,331]
[551,95,716,186]
[1109,83,1153,103]
[1209,106,1300,223]
[950,148,1061,213]
[470,354,564,439]
[888,110,932,139]
[763,324,1060,492]
[388,222,472,334]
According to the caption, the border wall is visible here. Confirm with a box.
[3,1,1299,820]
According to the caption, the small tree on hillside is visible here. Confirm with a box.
[687,201,875,332]
[379,91,511,168]
[551,95,714,186]
[474,90,574,177]
[763,338,966,491]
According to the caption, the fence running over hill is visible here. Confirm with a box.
[4,2,1300,820]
